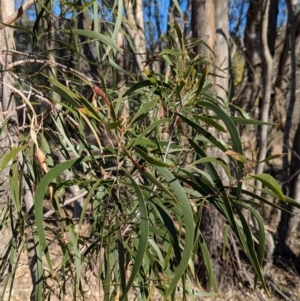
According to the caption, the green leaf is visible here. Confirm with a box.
[188,139,224,191]
[196,64,209,96]
[120,172,149,300]
[68,226,81,290]
[151,197,182,264]
[197,101,245,197]
[198,232,219,293]
[194,115,228,132]
[134,147,172,167]
[130,118,172,147]
[235,208,268,293]
[129,98,158,125]
[122,80,153,97]
[68,29,122,53]
[103,0,123,59]
[48,78,81,107]
[34,157,92,275]
[177,113,227,152]
[0,146,27,172]
[259,153,286,164]
[109,57,136,76]
[229,104,251,119]
[154,167,194,299]
[230,116,275,125]
[249,174,285,201]
[33,232,43,301]
[191,156,231,179]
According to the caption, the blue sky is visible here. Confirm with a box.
[17,0,289,40]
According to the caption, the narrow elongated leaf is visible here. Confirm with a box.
[0,146,26,172]
[130,118,172,147]
[177,113,227,152]
[195,115,228,132]
[134,147,172,167]
[154,167,194,298]
[234,208,269,295]
[122,80,153,97]
[68,29,122,52]
[190,156,231,178]
[120,172,149,300]
[151,197,182,264]
[225,150,247,164]
[109,57,136,76]
[188,139,224,191]
[259,153,286,163]
[197,101,245,197]
[33,232,43,301]
[250,174,285,201]
[171,0,184,18]
[197,101,243,156]
[234,201,266,288]
[129,98,158,125]
[198,232,219,293]
[104,0,123,59]
[68,227,81,290]
[34,157,91,274]
[230,116,275,125]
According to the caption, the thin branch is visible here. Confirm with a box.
[43,191,88,218]
[3,51,94,83]
[0,0,37,30]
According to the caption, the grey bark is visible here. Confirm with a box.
[276,0,299,260]
[0,1,36,299]
[214,0,230,101]
[255,0,273,193]
[191,0,215,58]
[0,0,18,257]
[192,0,234,290]
[124,0,147,73]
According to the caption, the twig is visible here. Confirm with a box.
[43,191,88,218]
[3,50,94,84]
[267,276,294,301]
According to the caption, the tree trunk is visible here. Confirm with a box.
[276,0,300,262]
[285,123,300,259]
[214,0,230,101]
[191,0,215,58]
[124,0,147,73]
[0,0,18,259]
[255,0,273,194]
[192,0,234,291]
[0,1,37,297]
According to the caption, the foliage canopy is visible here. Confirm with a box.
[0,1,297,300]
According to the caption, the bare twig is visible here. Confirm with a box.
[43,191,88,218]
[267,275,295,301]
[3,51,93,83]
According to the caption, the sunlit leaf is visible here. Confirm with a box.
[249,174,285,201]
[0,146,26,172]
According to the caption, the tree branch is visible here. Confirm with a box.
[43,191,88,218]
[3,50,94,83]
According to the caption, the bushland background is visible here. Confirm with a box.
[1,0,300,300]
